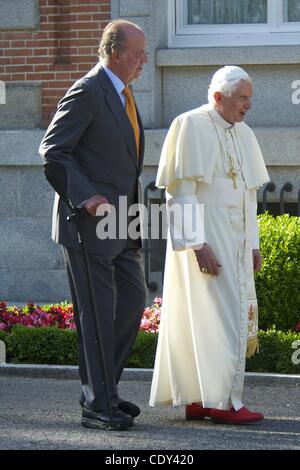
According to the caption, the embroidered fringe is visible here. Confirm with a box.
[246,336,259,358]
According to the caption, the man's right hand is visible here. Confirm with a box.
[84,194,113,217]
[194,243,222,276]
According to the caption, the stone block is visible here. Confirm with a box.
[0,269,15,300]
[16,167,55,217]
[135,91,155,128]
[14,269,71,303]
[0,130,45,166]
[144,129,167,165]
[120,0,151,17]
[0,0,39,30]
[254,127,300,166]
[0,167,17,216]
[0,216,61,270]
[248,65,300,128]
[0,264,70,304]
[0,82,42,129]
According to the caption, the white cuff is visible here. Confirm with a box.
[167,194,206,251]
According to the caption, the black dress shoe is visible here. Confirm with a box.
[81,406,133,430]
[118,400,140,418]
[79,398,140,418]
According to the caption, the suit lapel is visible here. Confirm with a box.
[97,67,139,169]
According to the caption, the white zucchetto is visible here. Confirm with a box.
[210,65,250,84]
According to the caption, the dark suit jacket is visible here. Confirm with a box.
[39,62,145,255]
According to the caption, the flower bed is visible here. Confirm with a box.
[0,298,162,334]
[0,301,75,331]
[0,298,161,367]
[0,297,299,373]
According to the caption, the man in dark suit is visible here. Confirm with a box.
[39,20,148,430]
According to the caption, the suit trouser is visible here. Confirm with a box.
[62,241,147,412]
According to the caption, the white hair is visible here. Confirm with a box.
[208,65,252,104]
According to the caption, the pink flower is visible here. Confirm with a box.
[139,300,161,334]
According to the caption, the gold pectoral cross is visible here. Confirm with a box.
[227,167,238,189]
[227,155,238,189]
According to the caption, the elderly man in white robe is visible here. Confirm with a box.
[149,66,269,425]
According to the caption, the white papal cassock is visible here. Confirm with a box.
[149,104,269,411]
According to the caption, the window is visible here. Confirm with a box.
[170,0,300,46]
[284,0,300,21]
[187,0,268,24]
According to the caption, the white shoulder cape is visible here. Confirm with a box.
[156,105,269,191]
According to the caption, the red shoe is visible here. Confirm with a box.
[210,406,264,425]
[185,403,212,420]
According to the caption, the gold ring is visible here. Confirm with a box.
[201,267,208,274]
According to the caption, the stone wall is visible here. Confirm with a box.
[0,0,111,302]
[0,0,299,302]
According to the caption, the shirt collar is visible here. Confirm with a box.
[100,61,125,97]
[207,103,235,130]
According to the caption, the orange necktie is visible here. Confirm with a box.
[123,86,140,157]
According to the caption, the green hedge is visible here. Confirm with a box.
[246,329,300,374]
[256,213,300,331]
[2,325,78,365]
[0,326,299,373]
[127,331,158,368]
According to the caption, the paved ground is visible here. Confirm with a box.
[0,366,299,453]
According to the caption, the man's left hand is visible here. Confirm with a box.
[84,194,113,217]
